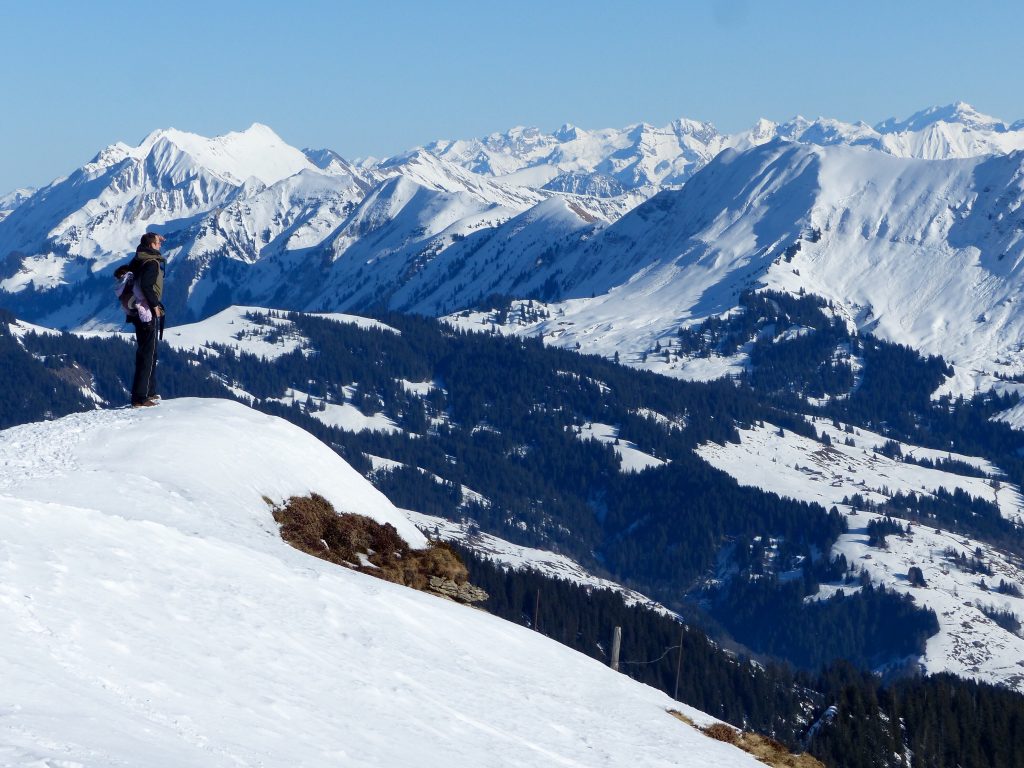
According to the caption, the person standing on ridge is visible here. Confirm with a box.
[127,232,166,408]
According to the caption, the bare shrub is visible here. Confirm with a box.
[702,723,739,744]
[741,731,824,767]
[270,494,472,596]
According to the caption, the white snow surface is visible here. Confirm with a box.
[271,388,402,435]
[159,306,396,359]
[123,123,317,187]
[575,421,667,473]
[696,420,1022,525]
[0,399,758,767]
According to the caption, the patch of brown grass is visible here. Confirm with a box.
[735,732,823,768]
[269,493,474,597]
[667,709,695,727]
[703,722,740,744]
[666,710,824,768]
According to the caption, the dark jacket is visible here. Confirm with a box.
[128,246,165,315]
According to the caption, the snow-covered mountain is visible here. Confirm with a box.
[414,101,1024,195]
[447,139,1024,397]
[0,187,34,222]
[0,398,763,767]
[0,123,591,327]
[4,103,1024,393]
[423,119,726,193]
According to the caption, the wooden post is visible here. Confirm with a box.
[610,625,622,671]
[674,625,684,700]
[533,588,541,632]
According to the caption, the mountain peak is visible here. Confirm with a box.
[127,123,316,186]
[553,123,583,142]
[876,102,1006,134]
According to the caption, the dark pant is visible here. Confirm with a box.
[131,318,159,404]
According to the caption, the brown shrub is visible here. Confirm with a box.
[269,494,471,597]
[702,722,740,744]
[739,732,824,768]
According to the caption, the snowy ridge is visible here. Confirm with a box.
[0,187,34,222]
[0,399,759,767]
[415,102,1024,196]
[97,123,318,186]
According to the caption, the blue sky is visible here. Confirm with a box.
[1,0,1020,192]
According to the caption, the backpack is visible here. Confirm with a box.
[113,263,153,322]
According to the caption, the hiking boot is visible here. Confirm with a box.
[131,399,159,408]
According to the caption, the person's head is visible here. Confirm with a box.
[140,232,166,251]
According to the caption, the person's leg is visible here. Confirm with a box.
[132,321,157,405]
[146,328,159,400]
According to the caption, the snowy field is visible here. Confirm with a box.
[76,306,397,361]
[697,419,1021,522]
[574,421,667,472]
[0,399,759,767]
[162,306,397,359]
[269,388,401,434]
[832,509,1024,690]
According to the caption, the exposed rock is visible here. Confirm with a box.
[429,576,488,604]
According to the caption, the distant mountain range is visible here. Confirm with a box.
[2,102,1024,396]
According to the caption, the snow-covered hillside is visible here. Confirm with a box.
[696,418,1024,692]
[0,399,760,767]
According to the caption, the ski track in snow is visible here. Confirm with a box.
[0,398,760,767]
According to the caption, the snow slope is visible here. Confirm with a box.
[0,399,760,767]
[0,187,34,222]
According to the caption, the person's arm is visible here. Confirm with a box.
[138,261,163,315]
